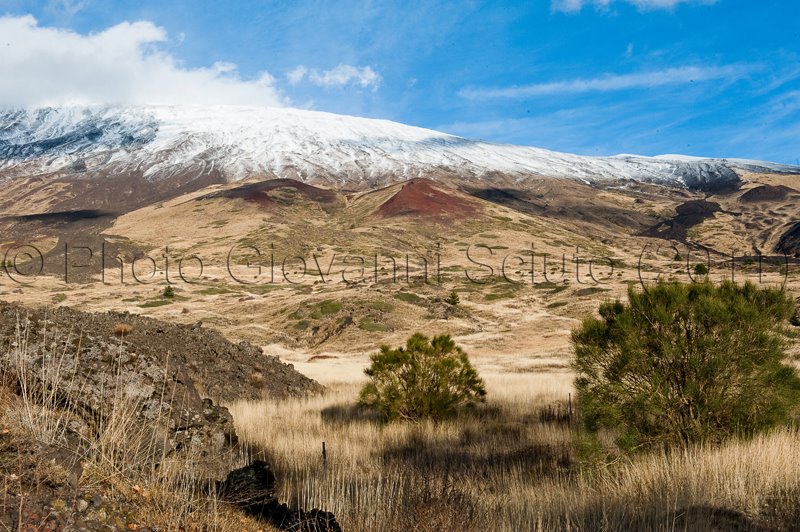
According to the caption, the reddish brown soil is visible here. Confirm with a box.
[376,179,480,219]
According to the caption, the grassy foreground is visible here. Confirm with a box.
[230,374,800,531]
[2,339,798,531]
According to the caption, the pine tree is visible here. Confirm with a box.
[573,281,800,451]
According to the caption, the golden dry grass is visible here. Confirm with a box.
[3,312,800,530]
[230,375,800,531]
[113,322,134,337]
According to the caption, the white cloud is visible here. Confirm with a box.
[459,65,751,100]
[286,65,308,85]
[47,0,90,17]
[0,15,285,107]
[552,0,718,13]
[288,64,381,89]
[310,65,381,88]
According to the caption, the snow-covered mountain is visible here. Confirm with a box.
[0,105,797,191]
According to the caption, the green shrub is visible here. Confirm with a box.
[693,263,709,276]
[359,318,387,332]
[139,300,172,308]
[311,300,341,319]
[446,290,460,306]
[51,293,67,304]
[573,281,800,451]
[162,285,175,298]
[359,333,486,421]
[394,292,425,306]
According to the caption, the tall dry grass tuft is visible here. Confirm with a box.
[113,322,134,337]
[230,376,800,531]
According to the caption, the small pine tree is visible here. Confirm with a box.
[359,333,486,421]
[573,281,800,451]
[162,285,175,298]
[694,263,709,276]
[446,290,460,306]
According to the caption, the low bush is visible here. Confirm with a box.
[359,333,486,421]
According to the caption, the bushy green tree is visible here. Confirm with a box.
[573,281,800,451]
[359,333,486,421]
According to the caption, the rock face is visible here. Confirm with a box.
[0,303,240,480]
[0,300,339,529]
[0,299,324,480]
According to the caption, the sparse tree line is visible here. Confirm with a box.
[360,280,800,453]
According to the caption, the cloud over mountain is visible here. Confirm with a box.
[288,64,382,89]
[0,15,285,107]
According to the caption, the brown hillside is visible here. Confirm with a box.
[200,178,341,209]
[740,184,796,202]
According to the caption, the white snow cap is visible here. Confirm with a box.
[0,105,796,188]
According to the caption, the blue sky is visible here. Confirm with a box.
[1,0,799,163]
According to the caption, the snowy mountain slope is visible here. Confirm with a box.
[0,105,797,191]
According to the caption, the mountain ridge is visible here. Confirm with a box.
[2,105,797,193]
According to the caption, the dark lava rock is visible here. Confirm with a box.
[0,301,340,528]
[0,301,323,481]
[218,461,342,532]
[0,304,240,481]
[776,222,800,258]
[0,301,323,401]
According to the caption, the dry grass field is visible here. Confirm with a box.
[4,323,799,530]
[229,373,800,531]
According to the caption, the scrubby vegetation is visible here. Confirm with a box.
[359,333,486,421]
[694,262,710,276]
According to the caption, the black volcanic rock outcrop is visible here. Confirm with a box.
[0,301,337,529]
[218,461,342,531]
[776,222,800,258]
[0,301,323,402]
